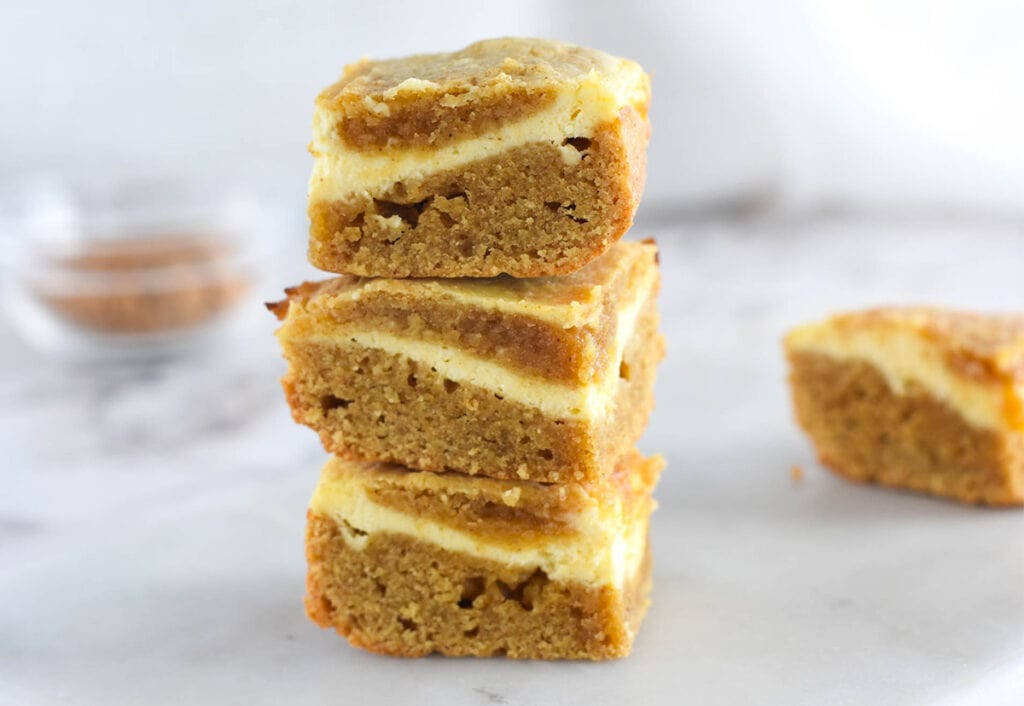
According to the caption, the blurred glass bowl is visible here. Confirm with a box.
[1,175,275,360]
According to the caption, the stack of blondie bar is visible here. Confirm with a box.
[270,38,665,659]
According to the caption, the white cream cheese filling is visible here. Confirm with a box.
[312,242,656,328]
[787,324,1021,431]
[310,474,648,588]
[306,268,653,421]
[327,280,598,328]
[309,67,646,201]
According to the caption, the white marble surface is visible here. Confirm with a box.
[2,218,1023,705]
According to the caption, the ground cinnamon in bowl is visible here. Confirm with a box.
[37,234,251,334]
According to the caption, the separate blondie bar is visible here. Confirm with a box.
[270,240,663,483]
[307,37,650,278]
[304,449,663,659]
[786,307,1024,505]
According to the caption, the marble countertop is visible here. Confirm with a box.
[2,217,1022,705]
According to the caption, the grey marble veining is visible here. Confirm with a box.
[1,218,1022,705]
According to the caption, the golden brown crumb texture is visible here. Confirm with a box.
[304,518,651,659]
[280,295,662,483]
[789,351,1024,505]
[308,115,648,278]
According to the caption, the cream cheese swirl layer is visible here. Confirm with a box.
[787,325,1023,431]
[310,472,648,588]
[309,66,647,201]
[307,266,655,421]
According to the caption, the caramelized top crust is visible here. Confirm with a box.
[796,307,1024,381]
[323,449,664,543]
[315,37,650,150]
[270,240,659,384]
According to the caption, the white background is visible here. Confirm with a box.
[3,0,1024,216]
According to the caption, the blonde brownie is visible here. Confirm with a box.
[304,449,663,659]
[785,307,1024,505]
[270,240,663,483]
[307,37,650,278]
